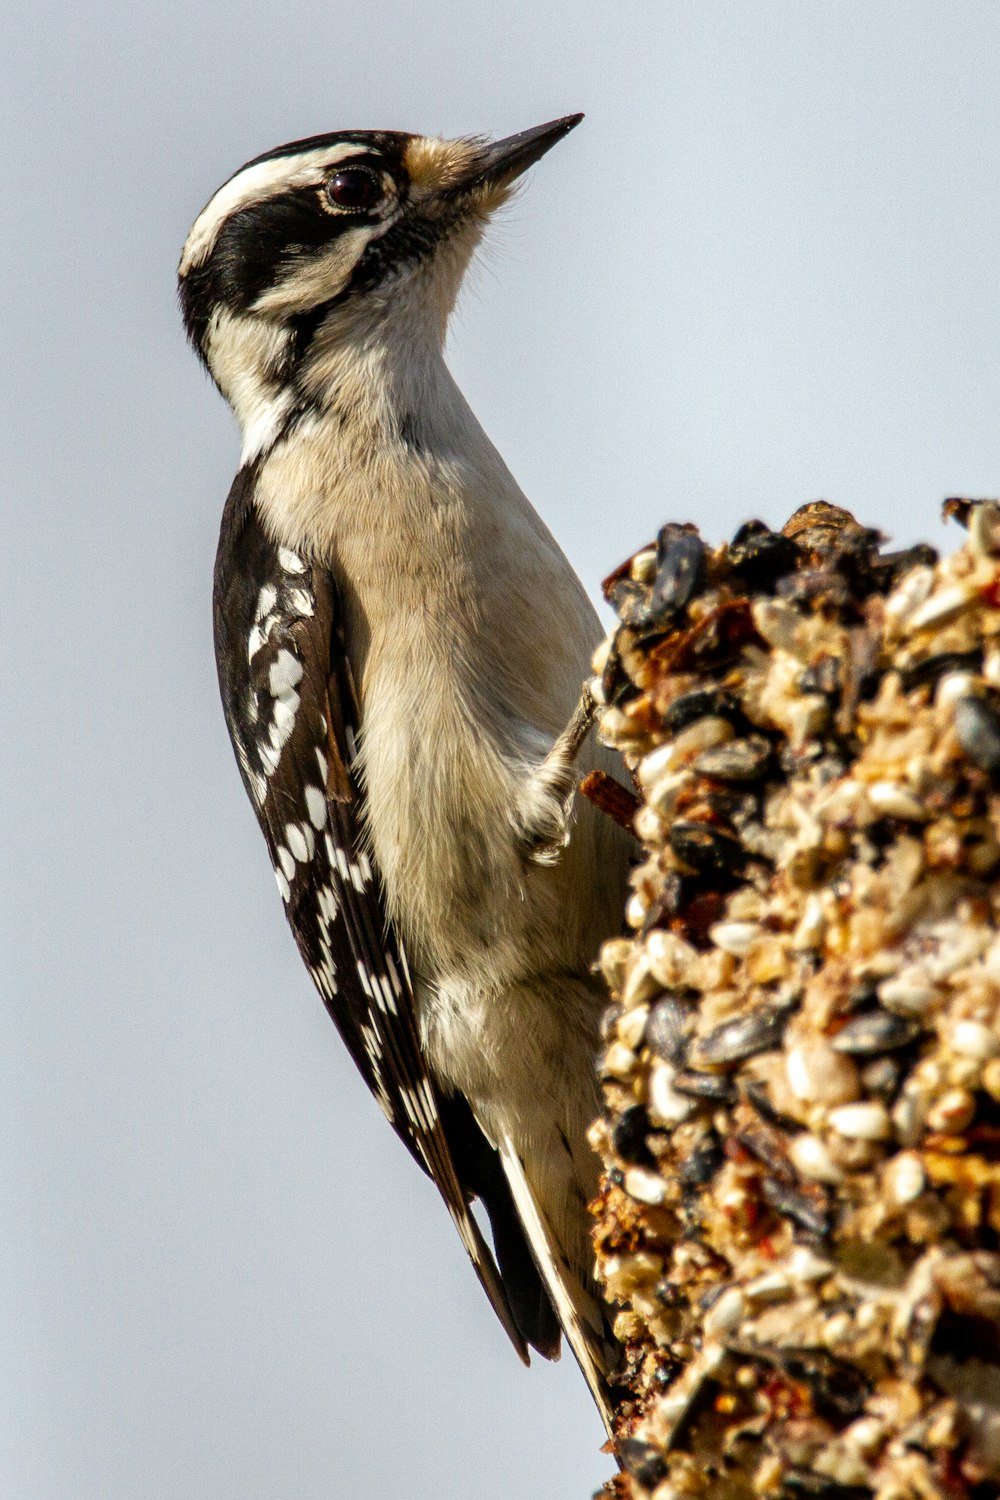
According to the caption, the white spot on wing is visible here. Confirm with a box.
[400,1087,422,1128]
[287,589,314,619]
[268,650,303,696]
[278,546,306,574]
[400,1080,438,1132]
[333,844,351,882]
[269,689,299,746]
[285,823,309,862]
[317,885,338,922]
[419,1078,439,1125]
[311,956,337,996]
[255,584,277,621]
[305,785,327,830]
[275,868,291,902]
[276,845,295,881]
[376,973,398,1016]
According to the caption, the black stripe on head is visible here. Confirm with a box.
[182,186,347,341]
[178,132,414,354]
[241,129,411,173]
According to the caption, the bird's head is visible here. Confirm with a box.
[178,117,581,459]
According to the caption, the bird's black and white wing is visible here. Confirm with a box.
[212,465,559,1362]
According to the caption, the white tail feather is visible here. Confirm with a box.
[498,1133,614,1437]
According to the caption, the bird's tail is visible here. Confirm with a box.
[498,1133,617,1437]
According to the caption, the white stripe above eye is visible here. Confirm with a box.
[179,142,374,275]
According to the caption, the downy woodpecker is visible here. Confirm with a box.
[178,116,631,1426]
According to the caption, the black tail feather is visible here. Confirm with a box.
[438,1092,560,1359]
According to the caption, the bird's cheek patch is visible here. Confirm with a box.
[251,227,376,316]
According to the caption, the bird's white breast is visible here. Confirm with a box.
[254,374,610,984]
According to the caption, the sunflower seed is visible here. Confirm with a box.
[663,687,745,735]
[617,1437,668,1488]
[669,821,748,877]
[671,1069,736,1102]
[694,734,773,782]
[831,1010,919,1056]
[644,995,691,1066]
[691,1004,794,1068]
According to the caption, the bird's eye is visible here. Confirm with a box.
[326,168,382,213]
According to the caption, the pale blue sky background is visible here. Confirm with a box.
[4,4,999,1497]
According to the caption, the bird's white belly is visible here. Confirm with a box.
[357,660,541,981]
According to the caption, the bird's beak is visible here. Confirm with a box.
[456,114,584,195]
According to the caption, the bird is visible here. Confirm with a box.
[177,115,632,1428]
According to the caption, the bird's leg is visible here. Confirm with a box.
[515,684,598,865]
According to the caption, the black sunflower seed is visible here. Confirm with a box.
[690,1003,794,1068]
[663,687,746,734]
[672,1069,736,1102]
[728,519,800,590]
[669,821,748,877]
[761,1177,830,1238]
[737,1121,795,1182]
[617,1437,668,1488]
[601,635,640,707]
[899,648,982,691]
[611,527,708,631]
[739,1076,797,1127]
[644,994,694,1066]
[831,1009,919,1056]
[877,541,939,586]
[693,734,773,783]
[606,576,654,628]
[650,526,707,616]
